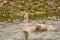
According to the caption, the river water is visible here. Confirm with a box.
[0,19,60,40]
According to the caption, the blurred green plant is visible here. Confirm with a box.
[0,0,60,21]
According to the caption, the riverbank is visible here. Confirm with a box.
[0,12,60,22]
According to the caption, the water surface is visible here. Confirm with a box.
[0,20,60,40]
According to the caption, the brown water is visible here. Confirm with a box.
[0,19,60,40]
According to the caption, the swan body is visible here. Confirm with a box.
[29,23,56,32]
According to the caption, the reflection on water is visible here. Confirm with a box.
[0,19,60,40]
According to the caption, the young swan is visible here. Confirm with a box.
[29,23,56,32]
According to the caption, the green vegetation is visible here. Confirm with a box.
[28,13,57,20]
[0,0,60,21]
[0,11,20,21]
[0,11,60,22]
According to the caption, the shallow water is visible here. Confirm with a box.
[0,20,60,40]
